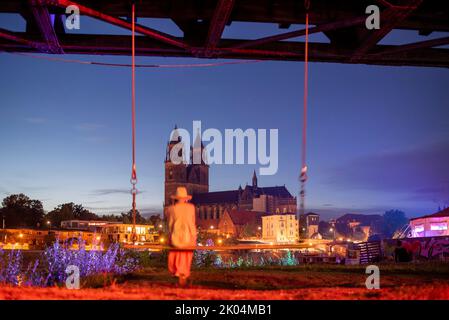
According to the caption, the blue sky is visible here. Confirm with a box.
[0,14,448,220]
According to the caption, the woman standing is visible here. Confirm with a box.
[166,187,197,286]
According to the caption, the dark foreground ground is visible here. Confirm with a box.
[1,262,449,300]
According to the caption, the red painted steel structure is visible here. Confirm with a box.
[0,0,448,67]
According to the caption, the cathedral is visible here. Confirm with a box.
[164,126,297,229]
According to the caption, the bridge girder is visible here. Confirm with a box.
[0,0,448,68]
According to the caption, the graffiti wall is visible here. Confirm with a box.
[385,236,449,259]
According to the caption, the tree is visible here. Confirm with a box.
[121,209,147,224]
[149,214,162,227]
[99,214,122,222]
[46,203,98,227]
[240,221,258,238]
[318,221,334,239]
[0,194,45,228]
[383,210,408,238]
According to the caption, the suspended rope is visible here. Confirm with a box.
[299,0,310,218]
[8,52,262,68]
[130,1,138,243]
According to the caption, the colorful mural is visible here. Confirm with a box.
[386,236,449,259]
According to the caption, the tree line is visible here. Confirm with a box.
[0,193,162,229]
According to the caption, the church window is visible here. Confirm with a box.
[215,209,220,219]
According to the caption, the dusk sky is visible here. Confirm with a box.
[0,14,448,220]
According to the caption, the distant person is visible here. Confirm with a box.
[166,187,197,286]
[394,240,412,262]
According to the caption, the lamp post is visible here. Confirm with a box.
[329,227,335,240]
[1,215,5,243]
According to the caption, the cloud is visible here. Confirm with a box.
[0,187,9,196]
[90,188,145,196]
[75,123,105,131]
[326,140,449,204]
[84,136,107,144]
[75,123,107,144]
[85,204,162,216]
[25,117,47,124]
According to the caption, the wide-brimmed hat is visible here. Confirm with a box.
[170,186,192,200]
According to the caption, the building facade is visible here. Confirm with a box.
[100,223,157,243]
[410,207,449,238]
[299,212,320,239]
[262,214,299,243]
[60,220,115,232]
[163,130,297,229]
[218,209,265,238]
[0,228,98,250]
[334,213,383,241]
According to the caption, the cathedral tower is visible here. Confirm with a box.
[164,126,209,215]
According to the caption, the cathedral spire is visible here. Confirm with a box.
[193,128,203,148]
[192,128,206,164]
[252,170,258,187]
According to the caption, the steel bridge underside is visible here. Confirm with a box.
[0,0,448,68]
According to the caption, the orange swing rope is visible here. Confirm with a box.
[299,0,310,218]
[130,1,138,242]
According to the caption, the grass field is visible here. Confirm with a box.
[1,262,449,300]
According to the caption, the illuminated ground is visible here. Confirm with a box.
[1,263,449,300]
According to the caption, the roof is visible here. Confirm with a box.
[336,213,383,226]
[226,210,266,226]
[410,207,449,221]
[246,185,294,198]
[192,184,294,205]
[192,190,240,204]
